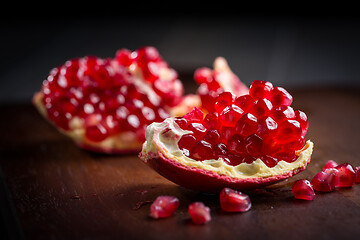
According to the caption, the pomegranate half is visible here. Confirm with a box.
[33,46,184,153]
[140,81,313,192]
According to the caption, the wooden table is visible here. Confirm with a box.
[1,87,360,240]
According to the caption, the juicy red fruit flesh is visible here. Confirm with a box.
[40,46,182,143]
[150,196,179,219]
[188,202,211,224]
[311,168,338,192]
[292,179,315,201]
[334,163,356,188]
[220,187,251,212]
[176,81,308,167]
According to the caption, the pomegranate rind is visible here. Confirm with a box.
[140,118,313,193]
[33,92,143,153]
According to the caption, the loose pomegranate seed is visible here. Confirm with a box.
[188,202,211,224]
[150,196,179,219]
[292,179,315,201]
[249,80,273,100]
[334,163,356,188]
[220,188,251,212]
[355,166,360,183]
[270,86,293,107]
[322,160,338,170]
[311,168,338,192]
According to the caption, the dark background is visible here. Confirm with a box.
[1,13,360,103]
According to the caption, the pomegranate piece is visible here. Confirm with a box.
[34,46,185,153]
[140,80,313,193]
[150,196,179,219]
[334,163,356,188]
[188,202,211,224]
[292,179,315,201]
[220,188,251,212]
[311,168,338,192]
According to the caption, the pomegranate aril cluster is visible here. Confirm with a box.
[292,160,360,200]
[177,81,308,167]
[41,46,181,142]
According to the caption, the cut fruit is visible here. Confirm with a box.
[140,81,313,192]
[195,57,249,113]
[33,46,184,153]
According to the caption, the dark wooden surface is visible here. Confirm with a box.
[1,87,360,240]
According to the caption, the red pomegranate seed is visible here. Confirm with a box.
[188,202,211,224]
[214,92,234,113]
[150,196,179,219]
[255,116,278,140]
[334,163,356,188]
[262,155,278,168]
[275,120,302,143]
[191,140,214,160]
[227,135,246,155]
[219,104,244,127]
[213,143,230,159]
[355,166,360,183]
[234,95,255,112]
[183,107,204,123]
[272,149,297,163]
[292,179,315,201]
[249,80,273,100]
[203,112,219,130]
[270,86,293,107]
[187,123,207,140]
[115,48,134,67]
[245,134,263,158]
[220,188,251,212]
[174,118,188,129]
[311,168,338,192]
[178,134,197,153]
[235,113,258,137]
[136,46,160,62]
[322,160,338,170]
[194,67,212,84]
[272,106,295,123]
[295,110,309,136]
[85,123,108,142]
[202,129,221,145]
[251,98,273,117]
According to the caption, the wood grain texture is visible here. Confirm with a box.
[0,87,360,240]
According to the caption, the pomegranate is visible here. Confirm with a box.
[140,81,313,192]
[150,195,179,219]
[188,202,211,224]
[33,46,184,153]
[220,188,251,212]
[355,166,360,183]
[292,179,315,201]
[311,168,338,192]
